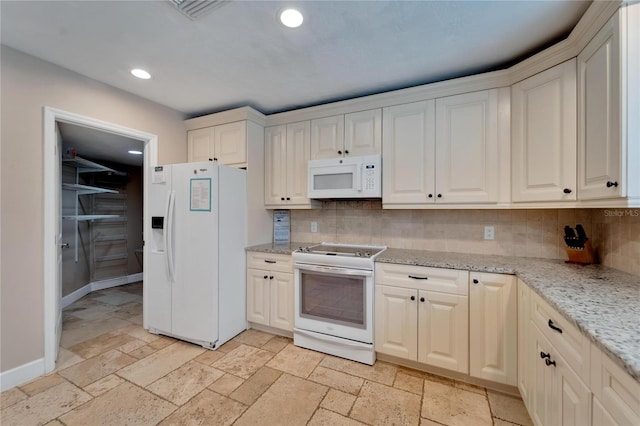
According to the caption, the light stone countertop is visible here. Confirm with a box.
[245,242,310,255]
[246,243,640,381]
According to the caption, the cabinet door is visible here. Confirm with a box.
[286,121,311,205]
[269,272,294,331]
[592,397,617,426]
[530,325,555,426]
[435,90,498,203]
[214,121,246,166]
[382,101,436,205]
[310,115,344,159]
[188,128,214,163]
[417,291,468,373]
[578,14,623,199]
[264,125,287,205]
[518,279,532,408]
[469,273,517,385]
[512,60,577,202]
[374,285,417,360]
[344,109,381,157]
[247,268,270,325]
[554,351,592,426]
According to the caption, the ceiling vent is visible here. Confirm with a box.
[168,0,229,20]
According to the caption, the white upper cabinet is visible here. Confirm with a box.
[344,109,382,157]
[383,89,506,207]
[512,59,577,202]
[578,4,639,203]
[311,109,381,160]
[383,100,436,205]
[435,90,499,203]
[264,121,313,208]
[188,121,247,167]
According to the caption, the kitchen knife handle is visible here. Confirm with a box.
[408,275,428,280]
[548,319,563,334]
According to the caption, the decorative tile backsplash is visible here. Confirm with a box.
[290,202,639,276]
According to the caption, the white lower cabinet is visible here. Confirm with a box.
[469,272,517,385]
[518,280,639,426]
[375,264,469,374]
[246,253,294,332]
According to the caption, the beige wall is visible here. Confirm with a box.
[291,202,639,276]
[0,46,187,372]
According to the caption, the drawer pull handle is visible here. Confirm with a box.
[548,319,563,334]
[264,260,276,264]
[545,358,556,367]
[540,351,550,359]
[408,275,428,280]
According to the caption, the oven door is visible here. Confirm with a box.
[294,263,373,344]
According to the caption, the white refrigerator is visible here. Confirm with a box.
[145,162,247,349]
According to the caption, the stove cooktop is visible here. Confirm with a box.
[296,243,386,258]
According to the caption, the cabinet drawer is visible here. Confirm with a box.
[530,291,590,380]
[246,252,293,273]
[375,263,468,295]
[590,343,640,425]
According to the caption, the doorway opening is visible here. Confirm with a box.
[43,107,157,373]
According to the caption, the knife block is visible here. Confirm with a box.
[565,240,595,265]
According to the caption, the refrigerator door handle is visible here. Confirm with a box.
[166,190,176,282]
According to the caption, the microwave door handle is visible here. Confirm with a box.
[356,163,363,192]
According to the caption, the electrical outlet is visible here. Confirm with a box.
[484,226,495,240]
[311,221,318,233]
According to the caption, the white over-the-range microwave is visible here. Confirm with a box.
[307,154,381,199]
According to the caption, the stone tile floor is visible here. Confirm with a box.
[1,282,533,425]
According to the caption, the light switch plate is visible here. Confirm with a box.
[311,221,318,233]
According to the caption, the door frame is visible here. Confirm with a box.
[43,107,158,372]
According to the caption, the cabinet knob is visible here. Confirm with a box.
[410,295,415,301]
[286,197,291,201]
[213,157,218,162]
[269,276,274,280]
[472,279,479,284]
[437,194,442,198]
[563,188,572,194]
[338,150,342,155]
[208,158,214,162]
[540,351,550,359]
[263,275,268,279]
[345,150,349,154]
[420,297,425,302]
[281,197,285,201]
[606,181,619,188]
[428,194,433,198]
[545,358,556,367]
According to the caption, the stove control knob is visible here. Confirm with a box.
[355,252,362,257]
[365,252,370,257]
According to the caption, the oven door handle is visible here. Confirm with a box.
[295,264,373,277]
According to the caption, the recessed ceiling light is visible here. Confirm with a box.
[128,150,143,155]
[279,8,303,28]
[131,69,151,79]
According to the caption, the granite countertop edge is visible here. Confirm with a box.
[246,243,640,382]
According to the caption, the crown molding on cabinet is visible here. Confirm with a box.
[185,106,266,131]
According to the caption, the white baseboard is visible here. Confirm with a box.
[61,283,92,309]
[61,273,143,308]
[0,358,45,392]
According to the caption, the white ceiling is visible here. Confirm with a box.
[1,0,591,118]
